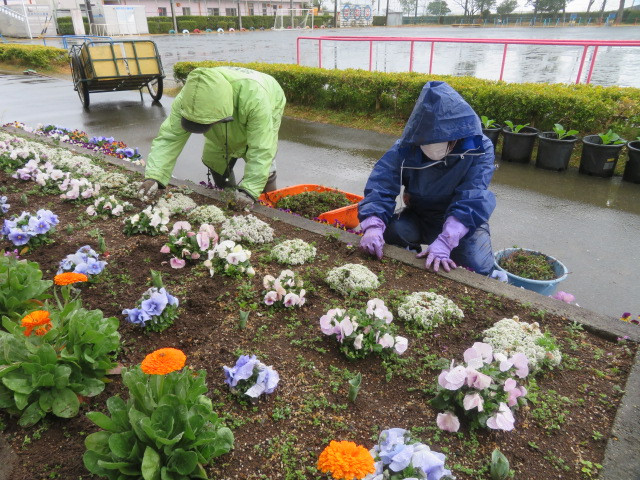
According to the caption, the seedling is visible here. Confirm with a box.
[552,124,578,140]
[490,448,510,480]
[597,129,625,145]
[238,310,249,329]
[504,120,530,133]
[481,115,498,129]
[348,372,362,402]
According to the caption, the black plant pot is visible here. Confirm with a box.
[482,126,501,149]
[579,135,625,178]
[623,141,640,183]
[501,126,539,163]
[535,132,578,171]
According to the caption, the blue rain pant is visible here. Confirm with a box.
[383,209,495,275]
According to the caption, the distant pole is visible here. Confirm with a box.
[169,0,178,31]
[237,0,242,28]
[385,0,389,24]
[333,0,337,27]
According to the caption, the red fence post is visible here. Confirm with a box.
[409,40,415,72]
[585,45,599,84]
[575,45,589,84]
[369,40,373,71]
[499,43,508,81]
[429,41,434,74]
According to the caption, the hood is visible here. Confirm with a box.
[400,81,484,150]
[180,68,234,124]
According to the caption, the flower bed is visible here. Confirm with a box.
[0,127,637,480]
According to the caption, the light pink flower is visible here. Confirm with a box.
[486,402,515,431]
[436,411,460,432]
[284,293,300,307]
[510,353,529,378]
[504,378,527,407]
[196,232,210,250]
[378,333,395,349]
[263,275,276,289]
[298,289,306,306]
[353,333,364,350]
[438,365,467,391]
[394,336,408,354]
[171,221,191,235]
[86,205,96,216]
[160,244,170,254]
[187,231,196,237]
[170,257,186,269]
[551,291,575,303]
[264,291,278,306]
[190,252,200,260]
[338,317,354,339]
[199,224,218,244]
[463,392,484,412]
[465,367,492,390]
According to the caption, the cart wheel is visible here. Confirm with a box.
[148,77,163,102]
[71,56,90,108]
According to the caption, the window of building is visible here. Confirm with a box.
[158,6,167,16]
[207,7,219,15]
[262,3,267,15]
[182,6,191,15]
[226,7,237,15]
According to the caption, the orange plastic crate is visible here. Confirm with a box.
[259,184,363,229]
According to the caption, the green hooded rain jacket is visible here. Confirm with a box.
[144,66,286,199]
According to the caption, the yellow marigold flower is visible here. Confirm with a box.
[54,272,89,286]
[317,440,375,480]
[21,310,52,337]
[140,348,186,375]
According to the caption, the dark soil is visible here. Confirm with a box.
[275,190,352,220]
[498,249,557,280]
[0,162,635,480]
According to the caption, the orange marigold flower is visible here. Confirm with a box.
[34,323,53,336]
[21,310,52,337]
[54,272,89,286]
[317,440,375,480]
[140,348,187,375]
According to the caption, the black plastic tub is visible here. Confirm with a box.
[579,135,625,178]
[535,132,579,171]
[501,126,539,163]
[482,126,501,149]
[623,140,640,183]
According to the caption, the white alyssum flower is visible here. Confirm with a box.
[94,171,129,189]
[326,263,380,296]
[155,192,197,215]
[271,238,316,265]
[188,204,226,224]
[220,214,274,244]
[482,316,562,371]
[397,291,464,329]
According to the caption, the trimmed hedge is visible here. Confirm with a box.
[147,14,333,31]
[174,60,640,137]
[55,16,89,35]
[0,44,67,70]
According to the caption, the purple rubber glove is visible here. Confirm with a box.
[418,216,469,272]
[359,216,385,260]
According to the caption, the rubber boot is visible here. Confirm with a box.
[263,171,277,193]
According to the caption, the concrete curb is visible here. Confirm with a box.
[3,125,638,479]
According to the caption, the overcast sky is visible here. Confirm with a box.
[364,0,632,15]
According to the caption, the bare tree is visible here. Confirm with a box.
[615,0,625,23]
[586,0,596,12]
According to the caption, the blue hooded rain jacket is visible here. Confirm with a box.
[358,81,496,233]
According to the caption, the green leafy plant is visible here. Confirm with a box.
[0,254,52,320]
[552,124,579,140]
[490,448,510,480]
[504,120,530,133]
[481,115,498,129]
[83,364,234,480]
[0,302,120,426]
[498,249,556,281]
[597,129,625,145]
[275,190,352,220]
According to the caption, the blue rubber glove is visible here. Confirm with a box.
[359,216,385,260]
[418,216,469,273]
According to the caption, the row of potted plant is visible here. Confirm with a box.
[481,117,640,182]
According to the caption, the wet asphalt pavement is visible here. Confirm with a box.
[0,72,638,318]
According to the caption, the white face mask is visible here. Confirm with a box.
[420,142,450,161]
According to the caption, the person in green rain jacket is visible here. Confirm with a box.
[139,66,286,207]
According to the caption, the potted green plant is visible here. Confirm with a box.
[535,124,579,171]
[494,248,568,296]
[481,115,501,148]
[623,136,640,183]
[579,129,626,178]
[501,121,539,163]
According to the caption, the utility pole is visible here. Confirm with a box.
[237,0,242,28]
[169,0,178,31]
[333,0,337,27]
[385,0,389,24]
[84,0,94,33]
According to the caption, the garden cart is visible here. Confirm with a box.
[69,40,164,108]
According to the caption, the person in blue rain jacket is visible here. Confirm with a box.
[358,80,501,277]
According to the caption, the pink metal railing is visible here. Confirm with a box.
[296,36,640,84]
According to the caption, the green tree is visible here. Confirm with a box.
[399,0,418,14]
[496,0,518,14]
[426,0,451,14]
